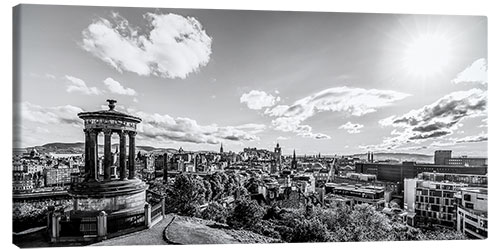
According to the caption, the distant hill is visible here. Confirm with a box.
[29,142,177,155]
[32,142,85,154]
[349,152,433,164]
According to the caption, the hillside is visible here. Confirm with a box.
[28,142,181,155]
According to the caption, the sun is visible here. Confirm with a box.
[402,33,452,78]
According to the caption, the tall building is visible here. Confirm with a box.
[434,150,487,166]
[220,143,224,154]
[404,172,487,229]
[291,149,298,170]
[456,187,488,239]
[274,143,282,169]
[434,150,452,165]
[355,161,487,192]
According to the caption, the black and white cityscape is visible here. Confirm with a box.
[12,4,488,247]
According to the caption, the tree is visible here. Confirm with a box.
[202,179,213,202]
[208,173,224,200]
[421,228,467,240]
[227,199,265,229]
[349,204,394,241]
[167,174,206,216]
[289,217,331,242]
[199,202,229,223]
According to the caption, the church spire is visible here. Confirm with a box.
[220,143,224,154]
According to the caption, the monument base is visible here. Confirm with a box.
[69,178,148,216]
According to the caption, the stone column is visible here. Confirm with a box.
[119,131,127,180]
[97,211,107,239]
[161,197,166,217]
[84,129,90,178]
[128,131,137,179]
[103,129,112,181]
[144,202,151,228]
[88,129,98,181]
[50,212,61,242]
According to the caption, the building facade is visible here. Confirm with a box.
[404,172,487,229]
[456,187,488,239]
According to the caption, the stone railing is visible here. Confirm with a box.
[47,201,166,244]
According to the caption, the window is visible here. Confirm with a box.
[465,203,474,209]
[464,194,471,201]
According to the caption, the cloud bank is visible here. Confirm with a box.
[21,102,83,126]
[263,86,410,139]
[81,12,212,79]
[369,88,487,151]
[131,110,265,144]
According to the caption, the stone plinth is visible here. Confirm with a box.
[69,179,148,217]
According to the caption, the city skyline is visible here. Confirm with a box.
[15,5,487,156]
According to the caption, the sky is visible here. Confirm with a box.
[14,4,488,156]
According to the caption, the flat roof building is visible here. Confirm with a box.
[456,187,488,239]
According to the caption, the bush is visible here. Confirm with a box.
[227,199,264,229]
[199,202,229,223]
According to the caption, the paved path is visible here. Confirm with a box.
[93,214,278,246]
[92,214,174,246]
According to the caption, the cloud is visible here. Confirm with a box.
[240,90,280,110]
[276,136,289,140]
[479,118,487,128]
[264,86,409,139]
[455,132,488,144]
[21,102,83,126]
[64,75,101,95]
[45,73,56,79]
[370,88,487,150]
[103,77,137,96]
[130,110,265,144]
[452,58,487,85]
[339,122,364,134]
[429,132,488,147]
[81,12,212,79]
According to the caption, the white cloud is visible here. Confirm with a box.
[276,136,289,140]
[452,58,488,85]
[339,122,364,134]
[81,12,212,79]
[370,89,487,151]
[129,109,265,144]
[45,73,56,79]
[240,90,281,110]
[264,86,409,139]
[429,132,488,148]
[21,102,83,126]
[64,75,101,95]
[103,77,137,96]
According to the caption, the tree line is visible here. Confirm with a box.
[156,173,467,243]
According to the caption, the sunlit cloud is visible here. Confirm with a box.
[369,88,487,151]
[452,58,488,85]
